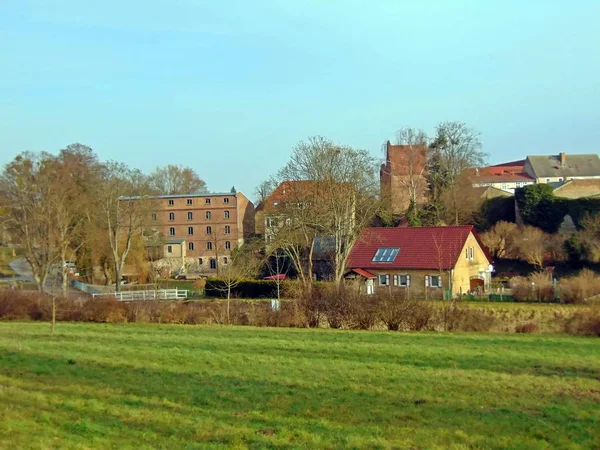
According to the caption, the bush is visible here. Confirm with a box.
[515,322,538,333]
[558,269,600,304]
[563,308,600,336]
[205,278,279,298]
[439,302,496,332]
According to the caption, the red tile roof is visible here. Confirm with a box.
[347,226,492,270]
[350,268,376,278]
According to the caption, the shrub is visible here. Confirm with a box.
[515,322,538,333]
[558,269,600,304]
[439,302,496,332]
[205,278,278,298]
[563,308,600,336]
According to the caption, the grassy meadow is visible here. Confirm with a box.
[0,322,599,449]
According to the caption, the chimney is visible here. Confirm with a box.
[560,152,566,165]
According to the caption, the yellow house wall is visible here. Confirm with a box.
[452,232,490,296]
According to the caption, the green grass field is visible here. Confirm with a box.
[0,323,599,449]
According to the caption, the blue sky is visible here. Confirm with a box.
[1,0,599,200]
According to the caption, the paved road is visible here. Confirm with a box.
[8,257,33,281]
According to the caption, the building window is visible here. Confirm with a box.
[393,274,410,287]
[206,211,211,220]
[501,183,508,190]
[224,198,229,204]
[188,226,194,235]
[169,212,175,221]
[168,199,174,206]
[224,210,230,219]
[469,247,474,259]
[169,227,175,236]
[210,258,216,269]
[378,274,390,286]
[207,242,213,250]
[225,225,230,234]
[167,245,172,253]
[205,198,211,204]
[187,199,193,205]
[151,213,157,221]
[198,257,203,265]
[187,212,193,220]
[427,275,441,288]
[223,257,228,264]
[266,217,274,227]
[188,242,194,251]
[206,226,212,235]
[546,178,550,183]
[225,241,231,250]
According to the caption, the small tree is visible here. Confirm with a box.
[215,243,262,324]
[513,226,546,269]
[480,221,518,259]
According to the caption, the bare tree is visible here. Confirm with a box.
[1,153,58,294]
[512,226,546,269]
[148,164,207,195]
[96,162,152,292]
[277,136,383,288]
[254,179,276,205]
[213,243,262,324]
[480,221,518,259]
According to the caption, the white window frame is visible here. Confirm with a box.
[225,241,231,250]
[169,227,175,236]
[188,226,194,235]
[187,199,193,205]
[225,225,231,234]
[207,242,213,250]
[205,198,211,204]
[378,274,390,286]
[427,274,441,288]
[168,199,174,206]
[188,242,194,251]
[206,226,212,235]
[206,211,211,220]
[224,210,230,219]
[209,258,216,269]
[394,274,409,287]
[167,245,172,253]
[187,212,193,220]
[224,198,229,204]
[169,212,174,221]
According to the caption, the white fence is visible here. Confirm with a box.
[92,289,188,301]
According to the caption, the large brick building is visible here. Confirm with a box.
[380,140,428,215]
[150,192,254,273]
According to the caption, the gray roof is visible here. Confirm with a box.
[120,192,233,201]
[164,238,186,244]
[526,154,600,178]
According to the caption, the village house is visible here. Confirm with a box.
[523,153,600,185]
[345,226,493,298]
[470,160,535,194]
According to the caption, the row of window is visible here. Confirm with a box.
[168,198,230,206]
[169,225,231,236]
[167,241,232,252]
[378,274,441,288]
[154,211,231,221]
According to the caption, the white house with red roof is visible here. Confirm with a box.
[346,226,493,298]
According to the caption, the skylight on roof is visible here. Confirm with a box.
[372,247,400,263]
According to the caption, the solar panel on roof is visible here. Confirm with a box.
[372,247,399,263]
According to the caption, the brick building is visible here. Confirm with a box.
[149,192,254,273]
[380,140,428,215]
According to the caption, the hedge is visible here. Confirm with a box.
[205,278,280,298]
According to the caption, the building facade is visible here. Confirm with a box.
[346,226,493,297]
[380,141,428,215]
[149,192,254,274]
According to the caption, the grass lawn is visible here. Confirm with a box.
[0,323,599,449]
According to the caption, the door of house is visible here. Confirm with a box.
[365,279,374,295]
[470,277,485,293]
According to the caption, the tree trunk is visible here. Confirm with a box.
[227,285,231,325]
[50,295,56,337]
